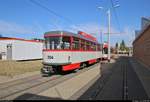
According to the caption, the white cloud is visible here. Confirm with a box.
[0,20,36,35]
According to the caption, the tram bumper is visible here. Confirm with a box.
[41,65,54,76]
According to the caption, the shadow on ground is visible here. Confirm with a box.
[78,56,149,100]
[77,58,117,100]
[14,93,63,100]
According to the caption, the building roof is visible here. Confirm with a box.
[141,17,150,30]
[133,23,150,43]
[135,30,140,39]
[134,17,150,39]
[0,37,43,43]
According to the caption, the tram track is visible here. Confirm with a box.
[78,57,149,100]
[0,74,42,90]
[0,75,62,99]
[122,58,128,100]
[96,57,128,100]
[0,63,100,100]
[85,60,119,100]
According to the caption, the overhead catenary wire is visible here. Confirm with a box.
[29,0,86,32]
[30,0,72,23]
[110,0,121,33]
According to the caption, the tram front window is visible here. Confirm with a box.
[45,36,70,50]
[103,48,108,54]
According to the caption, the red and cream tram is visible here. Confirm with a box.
[41,31,102,75]
[102,42,108,60]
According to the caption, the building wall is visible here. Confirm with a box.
[0,40,43,60]
[12,40,43,60]
[133,25,150,68]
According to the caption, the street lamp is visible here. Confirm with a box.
[98,4,120,62]
[107,9,111,62]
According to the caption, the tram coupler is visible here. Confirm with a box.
[108,59,111,63]
[41,65,55,76]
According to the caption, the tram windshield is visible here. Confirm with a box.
[44,36,71,50]
[103,47,108,54]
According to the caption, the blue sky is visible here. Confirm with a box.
[0,0,150,47]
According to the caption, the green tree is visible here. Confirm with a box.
[120,40,126,51]
[115,42,119,54]
[115,42,118,49]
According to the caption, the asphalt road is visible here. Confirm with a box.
[78,56,149,100]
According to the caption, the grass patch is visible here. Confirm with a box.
[0,60,42,77]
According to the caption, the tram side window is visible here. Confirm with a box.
[72,37,79,50]
[97,44,101,51]
[62,37,71,50]
[90,42,96,51]
[93,43,96,51]
[89,42,92,51]
[81,40,86,50]
[90,42,93,51]
[91,43,96,51]
[86,41,90,51]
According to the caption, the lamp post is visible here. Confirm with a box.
[100,30,103,63]
[107,9,111,62]
[98,4,119,62]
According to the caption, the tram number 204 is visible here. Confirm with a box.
[48,56,54,59]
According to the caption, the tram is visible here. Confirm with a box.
[41,31,102,75]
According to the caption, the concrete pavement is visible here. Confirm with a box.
[32,63,101,100]
[129,57,150,98]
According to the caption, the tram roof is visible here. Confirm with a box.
[44,31,99,44]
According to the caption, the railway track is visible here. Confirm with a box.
[79,57,129,100]
[0,74,42,90]
[84,57,148,100]
[0,75,61,99]
[88,60,119,100]
[0,63,100,100]
[122,58,128,100]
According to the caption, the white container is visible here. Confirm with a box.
[12,40,43,60]
[0,38,43,60]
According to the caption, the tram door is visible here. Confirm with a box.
[7,44,12,60]
[102,45,108,59]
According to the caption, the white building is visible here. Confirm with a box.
[0,37,43,60]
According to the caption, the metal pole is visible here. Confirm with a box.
[107,9,111,62]
[60,31,63,49]
[100,30,103,62]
